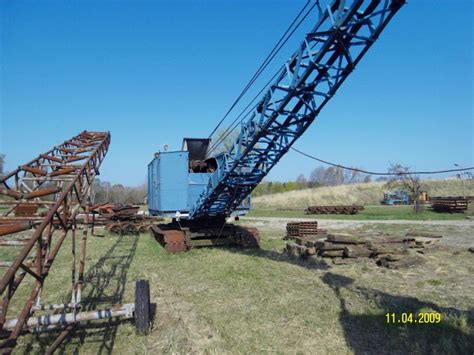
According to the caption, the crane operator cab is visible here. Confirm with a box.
[147,138,258,253]
[148,138,250,219]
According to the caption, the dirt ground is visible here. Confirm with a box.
[242,216,474,248]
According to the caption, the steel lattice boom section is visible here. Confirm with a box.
[191,0,405,218]
[0,131,110,352]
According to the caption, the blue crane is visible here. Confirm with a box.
[148,0,405,252]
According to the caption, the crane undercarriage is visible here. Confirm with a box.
[151,218,260,253]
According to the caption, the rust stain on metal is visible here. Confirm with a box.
[65,156,87,163]
[24,187,61,200]
[14,204,38,216]
[0,188,22,199]
[150,222,260,253]
[0,223,32,237]
[91,203,158,236]
[21,166,47,176]
[0,131,111,351]
[40,154,63,163]
[305,205,364,215]
[50,167,77,177]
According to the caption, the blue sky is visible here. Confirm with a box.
[1,0,472,186]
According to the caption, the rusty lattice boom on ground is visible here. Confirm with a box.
[0,131,112,353]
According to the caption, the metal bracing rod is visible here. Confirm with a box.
[191,0,405,218]
[2,304,134,330]
[0,133,109,293]
[0,131,110,352]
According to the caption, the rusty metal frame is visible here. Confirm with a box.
[0,131,110,353]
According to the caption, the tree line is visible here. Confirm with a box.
[252,166,376,197]
[92,179,147,205]
[0,154,375,201]
[92,164,373,202]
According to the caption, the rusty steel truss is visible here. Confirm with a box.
[0,131,111,353]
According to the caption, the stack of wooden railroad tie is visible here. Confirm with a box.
[304,205,364,215]
[284,222,442,269]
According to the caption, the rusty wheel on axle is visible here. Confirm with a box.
[138,224,151,233]
[106,222,122,235]
[123,223,138,235]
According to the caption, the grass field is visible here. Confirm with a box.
[248,205,474,221]
[253,179,474,209]
[2,220,473,354]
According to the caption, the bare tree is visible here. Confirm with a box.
[327,167,344,185]
[210,128,241,155]
[309,167,327,184]
[296,173,307,188]
[343,168,362,184]
[309,166,365,186]
[385,163,422,213]
[91,180,146,205]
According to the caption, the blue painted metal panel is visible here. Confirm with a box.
[160,152,188,212]
[148,152,252,217]
[188,173,211,209]
[147,157,161,213]
[148,151,188,214]
[382,191,410,205]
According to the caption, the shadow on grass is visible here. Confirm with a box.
[321,272,474,354]
[24,234,139,354]
[225,246,331,270]
[230,245,473,353]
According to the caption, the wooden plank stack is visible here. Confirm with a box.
[430,197,468,213]
[284,225,441,269]
[304,205,364,215]
[284,221,326,239]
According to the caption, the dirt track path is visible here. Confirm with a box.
[241,216,474,229]
[241,217,474,247]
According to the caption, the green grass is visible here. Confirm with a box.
[247,205,472,220]
[2,220,472,354]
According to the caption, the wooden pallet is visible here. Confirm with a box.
[431,197,468,213]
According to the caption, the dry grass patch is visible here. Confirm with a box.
[253,179,474,209]
[2,220,472,354]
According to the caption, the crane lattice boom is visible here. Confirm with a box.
[190,0,405,218]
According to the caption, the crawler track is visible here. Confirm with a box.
[151,220,260,253]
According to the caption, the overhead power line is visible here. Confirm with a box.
[290,147,474,176]
[206,70,278,157]
[207,0,315,140]
[207,1,318,156]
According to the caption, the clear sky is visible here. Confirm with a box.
[1,0,472,186]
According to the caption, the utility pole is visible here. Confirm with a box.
[0,154,5,177]
[454,164,466,198]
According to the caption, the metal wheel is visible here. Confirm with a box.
[123,223,138,235]
[106,222,122,235]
